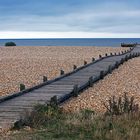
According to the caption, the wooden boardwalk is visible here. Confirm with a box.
[0,46,140,130]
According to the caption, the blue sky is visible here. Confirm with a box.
[0,0,140,38]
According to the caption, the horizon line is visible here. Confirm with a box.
[0,38,140,40]
[0,31,140,39]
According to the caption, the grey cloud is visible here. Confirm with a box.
[0,2,140,34]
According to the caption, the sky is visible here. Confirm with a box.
[0,0,140,38]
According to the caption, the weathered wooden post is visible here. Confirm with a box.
[100,71,104,79]
[108,65,112,74]
[50,95,58,107]
[99,55,102,59]
[132,53,134,58]
[124,55,128,61]
[128,54,130,59]
[60,69,65,75]
[120,58,124,64]
[43,76,48,82]
[73,85,79,97]
[129,53,132,59]
[73,65,77,70]
[84,61,87,65]
[92,57,95,62]
[20,84,25,91]
[89,76,93,87]
[131,53,133,58]
[115,61,119,69]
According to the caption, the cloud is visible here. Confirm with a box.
[1,9,140,33]
[0,0,140,38]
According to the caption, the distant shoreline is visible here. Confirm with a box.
[0,38,140,47]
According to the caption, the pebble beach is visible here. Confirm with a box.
[0,46,127,97]
[63,57,140,113]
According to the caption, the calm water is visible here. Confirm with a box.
[0,38,140,47]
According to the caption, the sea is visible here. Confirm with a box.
[0,38,140,47]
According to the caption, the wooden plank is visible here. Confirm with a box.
[11,96,60,102]
[54,80,87,85]
[0,117,18,122]
[0,106,33,109]
[0,114,20,118]
[0,107,33,112]
[10,95,57,99]
[52,81,87,84]
[8,99,47,103]
[0,121,16,127]
[29,91,68,95]
[46,84,74,87]
[40,88,73,90]
[43,88,74,90]
[60,76,89,79]
[0,108,27,112]
[0,110,30,115]
[2,100,45,105]
[0,102,36,107]
[0,120,16,124]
